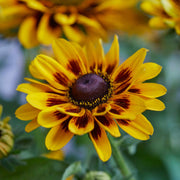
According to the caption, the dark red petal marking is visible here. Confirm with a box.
[46,98,66,106]
[61,117,71,132]
[67,59,81,76]
[115,83,131,94]
[96,106,106,113]
[65,108,81,113]
[106,65,115,74]
[75,113,89,128]
[114,98,130,109]
[53,72,69,86]
[91,122,101,140]
[128,88,140,93]
[114,68,131,83]
[54,110,67,119]
[49,15,59,28]
[96,116,110,126]
[117,119,130,126]
[109,106,124,115]
[98,63,103,71]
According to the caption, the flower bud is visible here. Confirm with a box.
[0,105,14,159]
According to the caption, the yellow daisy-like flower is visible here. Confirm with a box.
[0,0,149,48]
[0,105,14,159]
[15,36,166,161]
[141,0,180,34]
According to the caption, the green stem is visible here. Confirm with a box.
[109,136,136,180]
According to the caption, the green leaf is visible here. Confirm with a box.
[62,161,82,180]
[0,157,68,180]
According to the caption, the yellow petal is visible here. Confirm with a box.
[31,54,74,89]
[0,4,29,18]
[92,103,111,116]
[95,39,106,73]
[45,119,74,150]
[117,114,154,140]
[112,48,148,93]
[141,1,165,16]
[145,98,166,111]
[149,17,169,29]
[84,40,98,72]
[25,118,40,133]
[15,103,40,120]
[52,38,87,76]
[63,25,86,43]
[56,103,85,117]
[68,110,94,135]
[17,78,65,95]
[95,115,121,137]
[108,104,136,120]
[26,92,67,110]
[37,14,61,45]
[104,35,119,74]
[21,0,48,12]
[161,0,180,17]
[55,13,76,25]
[110,93,146,118]
[175,23,180,35]
[0,0,16,5]
[18,17,39,48]
[38,106,69,128]
[89,122,112,162]
[136,62,162,82]
[129,83,167,98]
[29,60,45,80]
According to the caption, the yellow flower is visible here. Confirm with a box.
[0,105,14,159]
[0,0,150,48]
[15,35,166,162]
[141,0,180,34]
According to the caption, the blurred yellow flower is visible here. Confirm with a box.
[0,0,150,48]
[141,0,180,34]
[43,149,64,161]
[0,105,14,159]
[15,36,166,161]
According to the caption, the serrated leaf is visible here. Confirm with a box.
[62,161,82,180]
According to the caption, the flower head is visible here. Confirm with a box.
[0,0,150,48]
[15,36,166,161]
[0,105,14,159]
[141,0,180,34]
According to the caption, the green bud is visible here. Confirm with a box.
[84,171,111,180]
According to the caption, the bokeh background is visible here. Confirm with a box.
[0,1,180,180]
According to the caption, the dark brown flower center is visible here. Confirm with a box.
[68,73,112,109]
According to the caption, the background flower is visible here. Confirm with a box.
[141,0,180,34]
[0,0,151,48]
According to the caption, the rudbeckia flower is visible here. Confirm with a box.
[0,105,14,159]
[15,36,166,161]
[141,0,180,34]
[0,0,150,48]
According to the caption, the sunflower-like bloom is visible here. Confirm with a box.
[141,0,180,34]
[15,36,166,161]
[0,0,149,48]
[0,105,14,159]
